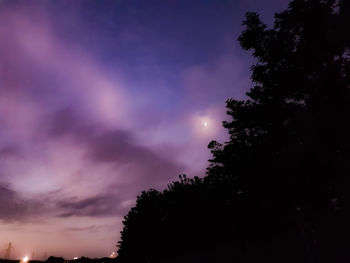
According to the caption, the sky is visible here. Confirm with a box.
[0,0,289,259]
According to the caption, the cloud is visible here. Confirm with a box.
[181,52,250,106]
[49,108,185,183]
[58,193,127,218]
[0,183,47,221]
[0,146,21,160]
[0,5,186,202]
[63,225,108,233]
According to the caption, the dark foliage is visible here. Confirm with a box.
[0,260,26,263]
[46,257,64,263]
[117,0,350,262]
[69,257,116,263]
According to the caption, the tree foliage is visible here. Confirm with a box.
[117,1,350,262]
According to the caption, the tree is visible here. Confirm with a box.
[117,1,350,262]
[208,0,350,261]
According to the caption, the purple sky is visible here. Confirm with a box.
[0,0,289,259]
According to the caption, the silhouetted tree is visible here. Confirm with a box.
[117,1,350,262]
[207,0,350,261]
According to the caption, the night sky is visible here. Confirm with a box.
[0,0,288,259]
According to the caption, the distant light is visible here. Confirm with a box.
[203,122,208,127]
[73,257,79,260]
[110,252,116,258]
[22,256,29,263]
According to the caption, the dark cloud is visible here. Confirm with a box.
[48,109,185,219]
[49,108,94,138]
[58,193,127,218]
[0,108,185,222]
[85,130,185,189]
[0,183,46,221]
[63,225,106,233]
[88,131,136,163]
[0,146,21,159]
[50,108,185,187]
[49,108,77,136]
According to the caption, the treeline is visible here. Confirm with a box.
[117,0,350,262]
[45,257,116,263]
[0,257,116,263]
